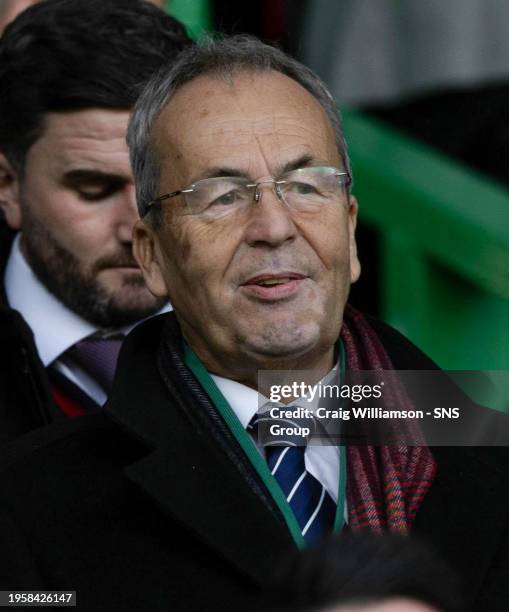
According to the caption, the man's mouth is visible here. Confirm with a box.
[99,261,140,271]
[241,273,307,300]
[94,252,141,273]
[243,272,306,286]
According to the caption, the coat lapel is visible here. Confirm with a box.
[105,315,296,586]
[125,439,296,585]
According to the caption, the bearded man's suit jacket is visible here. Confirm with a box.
[1,312,509,611]
[0,221,108,443]
[0,224,58,441]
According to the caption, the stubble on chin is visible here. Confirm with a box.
[21,212,166,327]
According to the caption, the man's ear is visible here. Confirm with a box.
[348,195,361,284]
[0,152,22,230]
[133,219,169,297]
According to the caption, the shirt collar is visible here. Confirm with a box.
[211,363,340,431]
[4,233,171,366]
[4,234,99,365]
[210,375,260,428]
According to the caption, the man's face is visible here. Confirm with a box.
[4,109,166,326]
[136,71,360,378]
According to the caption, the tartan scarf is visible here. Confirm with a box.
[341,305,436,534]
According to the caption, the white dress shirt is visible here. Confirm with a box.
[4,234,169,405]
[211,366,344,505]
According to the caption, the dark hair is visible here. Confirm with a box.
[0,0,191,173]
[261,533,463,612]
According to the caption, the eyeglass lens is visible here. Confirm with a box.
[183,166,349,217]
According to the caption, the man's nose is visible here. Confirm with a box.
[243,183,297,247]
[115,184,139,243]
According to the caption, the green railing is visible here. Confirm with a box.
[166,0,212,39]
[343,110,509,370]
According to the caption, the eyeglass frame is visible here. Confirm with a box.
[143,165,352,217]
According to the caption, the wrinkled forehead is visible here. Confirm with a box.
[151,70,340,181]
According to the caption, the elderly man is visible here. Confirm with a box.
[0,0,190,443]
[0,36,508,610]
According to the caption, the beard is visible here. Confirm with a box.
[20,207,167,328]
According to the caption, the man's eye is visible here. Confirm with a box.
[288,181,318,196]
[211,190,244,206]
[76,186,114,201]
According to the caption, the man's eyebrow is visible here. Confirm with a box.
[190,155,319,184]
[278,154,316,175]
[191,167,249,183]
[63,169,128,184]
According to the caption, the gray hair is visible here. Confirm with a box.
[127,34,351,221]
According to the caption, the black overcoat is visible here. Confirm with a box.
[0,313,508,611]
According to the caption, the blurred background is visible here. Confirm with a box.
[2,0,508,372]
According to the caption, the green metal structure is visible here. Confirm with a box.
[165,0,212,39]
[343,110,509,370]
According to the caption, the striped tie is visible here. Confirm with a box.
[249,412,336,545]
